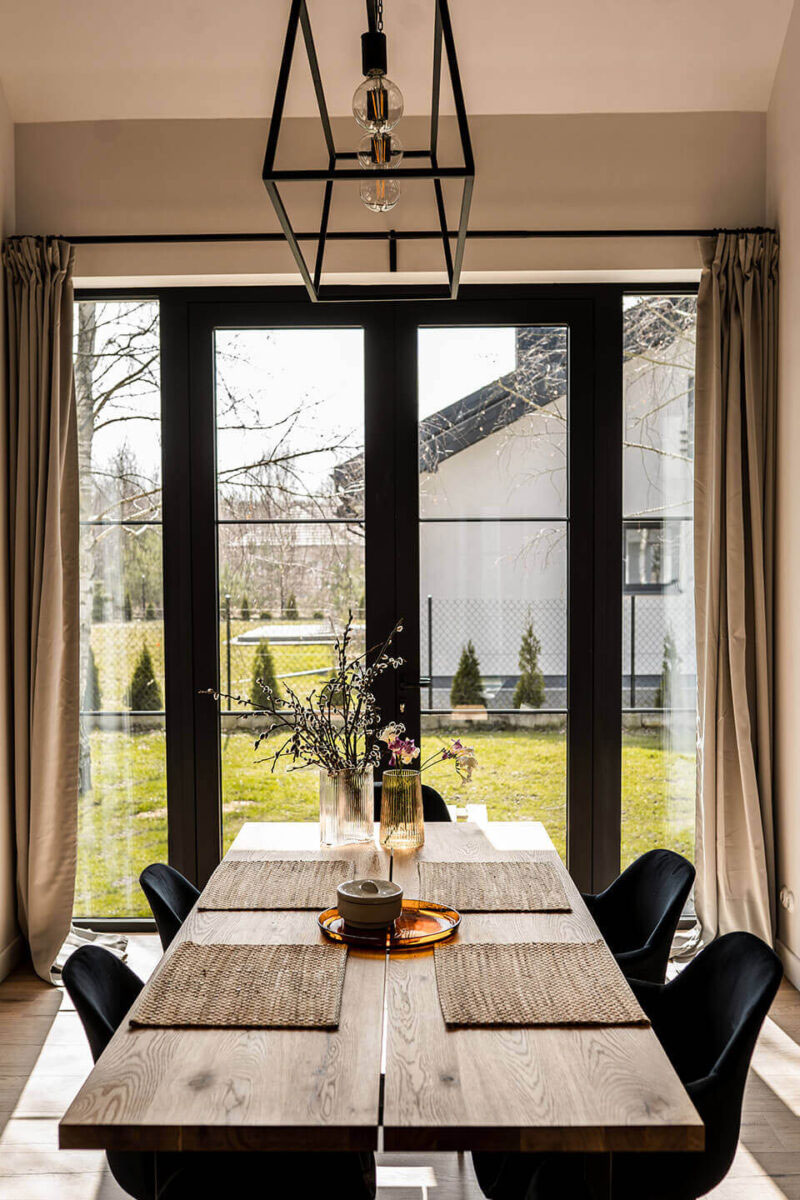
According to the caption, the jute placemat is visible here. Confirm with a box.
[434,940,650,1027]
[418,860,571,912]
[129,942,348,1028]
[198,858,354,911]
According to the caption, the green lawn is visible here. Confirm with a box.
[75,726,695,917]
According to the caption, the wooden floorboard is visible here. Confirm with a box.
[0,937,798,1197]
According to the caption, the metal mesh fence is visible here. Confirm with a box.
[82,592,696,725]
[420,592,695,713]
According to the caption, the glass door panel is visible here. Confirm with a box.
[621,294,697,867]
[417,326,568,857]
[213,327,366,851]
[75,298,167,917]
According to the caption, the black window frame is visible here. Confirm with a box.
[73,281,697,926]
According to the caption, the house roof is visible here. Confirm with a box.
[333,295,695,517]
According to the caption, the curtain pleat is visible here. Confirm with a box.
[694,231,778,946]
[3,236,79,980]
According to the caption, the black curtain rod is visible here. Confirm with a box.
[62,226,772,247]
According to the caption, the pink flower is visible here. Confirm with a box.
[388,736,420,767]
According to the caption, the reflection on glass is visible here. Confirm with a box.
[418,328,569,857]
[621,295,697,869]
[214,329,366,851]
[74,300,166,917]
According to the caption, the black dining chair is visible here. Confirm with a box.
[473,931,782,1200]
[139,863,200,951]
[373,779,452,823]
[582,848,695,983]
[63,945,377,1200]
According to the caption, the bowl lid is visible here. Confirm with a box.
[337,877,403,905]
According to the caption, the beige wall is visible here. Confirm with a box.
[768,0,800,983]
[15,111,765,281]
[0,79,19,982]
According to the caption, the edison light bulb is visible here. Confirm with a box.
[357,132,403,170]
[360,177,400,213]
[352,74,403,132]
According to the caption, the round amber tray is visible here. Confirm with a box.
[318,898,460,951]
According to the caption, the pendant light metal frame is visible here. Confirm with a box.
[262,0,474,302]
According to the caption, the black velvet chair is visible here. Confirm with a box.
[139,863,200,951]
[473,931,782,1200]
[373,779,451,822]
[582,848,695,983]
[63,945,377,1200]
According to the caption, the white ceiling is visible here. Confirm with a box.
[0,0,793,124]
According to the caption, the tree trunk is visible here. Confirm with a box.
[76,301,98,795]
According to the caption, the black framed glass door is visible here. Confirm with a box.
[386,297,619,890]
[169,290,620,894]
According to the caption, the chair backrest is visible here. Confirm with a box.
[591,848,695,953]
[645,931,782,1197]
[373,780,452,823]
[140,862,200,951]
[62,944,144,1063]
[62,946,157,1200]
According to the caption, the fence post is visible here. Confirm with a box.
[427,594,433,711]
[225,594,232,711]
[629,593,636,708]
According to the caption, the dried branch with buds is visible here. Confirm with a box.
[201,613,404,774]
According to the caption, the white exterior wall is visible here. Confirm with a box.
[418,326,695,694]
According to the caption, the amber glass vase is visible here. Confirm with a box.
[379,769,425,851]
[319,766,374,847]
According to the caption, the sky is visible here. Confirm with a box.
[90,308,518,498]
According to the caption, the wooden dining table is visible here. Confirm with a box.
[59,820,703,1199]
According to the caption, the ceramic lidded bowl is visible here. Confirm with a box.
[337,878,403,928]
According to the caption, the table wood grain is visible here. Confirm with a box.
[386,822,704,1153]
[60,820,703,1158]
[59,830,389,1152]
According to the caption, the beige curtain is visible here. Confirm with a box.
[694,231,778,946]
[3,237,80,980]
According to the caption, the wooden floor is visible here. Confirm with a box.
[0,936,798,1199]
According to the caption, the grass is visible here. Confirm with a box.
[75,725,695,917]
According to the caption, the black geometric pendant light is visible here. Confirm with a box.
[262,0,474,301]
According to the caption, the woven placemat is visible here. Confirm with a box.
[198,858,355,910]
[434,940,650,1027]
[418,860,571,912]
[129,942,348,1028]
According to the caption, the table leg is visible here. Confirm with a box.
[583,1152,612,1200]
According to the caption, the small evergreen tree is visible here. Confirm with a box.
[145,601,156,621]
[284,594,298,620]
[259,609,272,620]
[126,643,163,711]
[654,628,680,709]
[312,610,324,619]
[450,640,486,707]
[91,582,107,624]
[513,620,546,708]
[123,591,133,622]
[241,595,251,621]
[83,646,102,710]
[252,640,280,708]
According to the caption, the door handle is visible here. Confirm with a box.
[400,676,432,690]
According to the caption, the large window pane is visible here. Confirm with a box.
[418,327,568,858]
[75,299,166,917]
[214,328,366,850]
[621,295,697,868]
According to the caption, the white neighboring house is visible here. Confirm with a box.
[409,300,696,711]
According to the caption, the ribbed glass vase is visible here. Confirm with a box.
[379,769,425,851]
[319,766,374,847]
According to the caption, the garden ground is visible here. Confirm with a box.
[75,726,695,917]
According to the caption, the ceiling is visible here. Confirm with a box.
[0,0,793,124]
